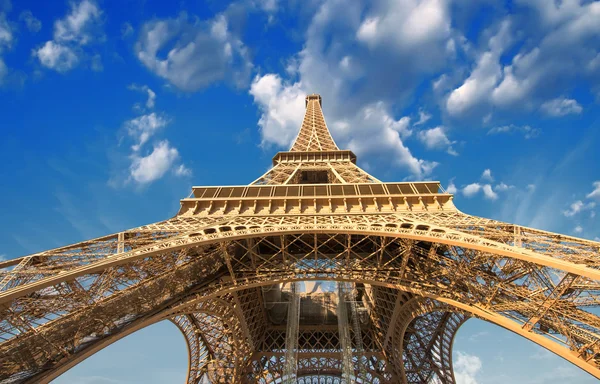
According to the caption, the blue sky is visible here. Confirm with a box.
[1,0,600,382]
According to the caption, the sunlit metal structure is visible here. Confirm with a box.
[1,94,600,383]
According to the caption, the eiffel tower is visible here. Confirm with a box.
[1,94,600,384]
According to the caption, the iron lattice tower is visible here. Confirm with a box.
[1,94,600,383]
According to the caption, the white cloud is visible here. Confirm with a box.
[442,0,600,122]
[114,88,187,186]
[34,41,78,72]
[481,169,493,181]
[356,0,451,53]
[482,184,498,200]
[129,141,180,184]
[454,351,482,384]
[463,183,482,197]
[19,10,41,33]
[174,164,192,177]
[414,109,432,126]
[446,20,511,116]
[346,103,436,177]
[0,13,12,49]
[446,180,457,194]
[146,89,156,109]
[563,200,596,217]
[125,112,169,152]
[595,237,600,242]
[135,13,251,92]
[490,1,600,109]
[540,97,582,117]
[249,74,306,148]
[461,182,503,200]
[574,225,583,234]
[527,184,536,192]
[417,126,458,156]
[487,124,539,139]
[53,0,101,45]
[34,0,103,72]
[128,84,156,110]
[586,181,600,200]
[447,51,501,116]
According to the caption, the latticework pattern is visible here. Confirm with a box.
[0,94,599,383]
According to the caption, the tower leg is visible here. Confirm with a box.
[387,299,466,384]
[172,299,254,383]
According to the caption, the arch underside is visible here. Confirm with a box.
[0,214,600,382]
[172,289,464,384]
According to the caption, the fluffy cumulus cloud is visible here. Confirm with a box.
[454,351,482,384]
[454,170,516,201]
[249,74,306,148]
[540,97,582,116]
[129,141,180,184]
[344,102,436,178]
[446,20,511,117]
[356,0,451,54]
[35,41,78,72]
[33,0,103,72]
[443,1,600,120]
[417,126,458,156]
[53,0,101,44]
[135,13,252,91]
[463,183,482,198]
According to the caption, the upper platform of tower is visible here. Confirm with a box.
[177,94,455,216]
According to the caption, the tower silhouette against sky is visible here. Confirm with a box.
[1,94,600,383]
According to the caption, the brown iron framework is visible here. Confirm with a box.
[1,94,600,383]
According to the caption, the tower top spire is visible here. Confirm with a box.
[289,94,340,152]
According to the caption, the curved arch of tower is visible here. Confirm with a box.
[1,94,600,383]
